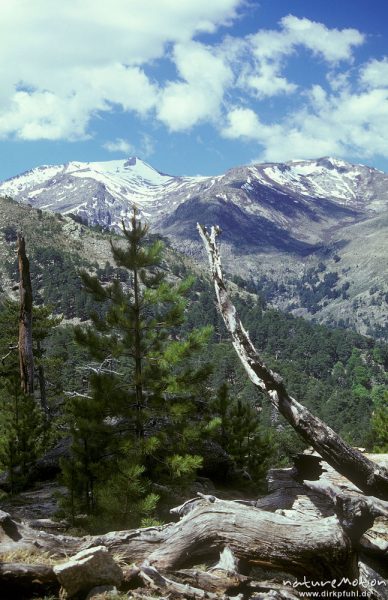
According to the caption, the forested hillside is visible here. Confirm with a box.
[0,197,387,599]
[0,197,387,514]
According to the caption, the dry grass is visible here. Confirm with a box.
[0,548,63,566]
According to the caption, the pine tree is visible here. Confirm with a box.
[371,390,388,452]
[62,209,212,528]
[0,300,56,491]
[213,383,273,485]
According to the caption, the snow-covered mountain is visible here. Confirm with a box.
[1,156,387,241]
[1,154,388,262]
[0,157,209,230]
[1,155,388,338]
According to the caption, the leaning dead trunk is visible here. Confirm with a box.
[17,234,34,395]
[197,224,388,501]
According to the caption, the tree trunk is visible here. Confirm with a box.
[0,499,360,581]
[17,234,34,396]
[197,224,388,501]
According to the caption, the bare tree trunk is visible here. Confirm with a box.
[17,234,34,395]
[197,224,388,501]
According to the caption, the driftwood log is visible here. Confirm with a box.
[17,234,34,395]
[197,223,388,501]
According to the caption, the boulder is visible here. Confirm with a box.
[53,545,123,598]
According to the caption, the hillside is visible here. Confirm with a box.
[1,156,387,338]
[0,194,386,450]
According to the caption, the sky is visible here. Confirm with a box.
[1,0,388,180]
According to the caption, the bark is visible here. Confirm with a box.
[197,223,388,501]
[17,234,34,395]
[139,564,221,599]
[0,499,360,581]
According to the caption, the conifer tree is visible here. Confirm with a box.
[0,300,58,491]
[213,382,273,485]
[62,208,211,528]
[371,390,388,452]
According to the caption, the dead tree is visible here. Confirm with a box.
[197,224,388,501]
[17,234,34,395]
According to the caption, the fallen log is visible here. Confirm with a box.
[197,223,388,501]
[0,500,360,581]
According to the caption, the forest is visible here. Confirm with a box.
[0,209,387,599]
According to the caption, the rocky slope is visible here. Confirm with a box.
[1,156,387,338]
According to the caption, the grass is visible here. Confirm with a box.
[0,548,59,565]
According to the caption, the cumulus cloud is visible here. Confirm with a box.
[222,107,263,139]
[222,82,388,163]
[103,133,155,158]
[280,15,364,62]
[103,139,135,154]
[157,42,233,130]
[1,1,382,169]
[0,0,241,139]
[237,15,364,100]
[360,57,388,89]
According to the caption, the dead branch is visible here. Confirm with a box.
[17,234,34,395]
[1,345,19,365]
[197,223,388,501]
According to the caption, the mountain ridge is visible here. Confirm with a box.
[1,156,387,339]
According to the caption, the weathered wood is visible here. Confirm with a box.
[146,500,359,579]
[17,234,34,395]
[139,564,221,599]
[197,223,388,501]
[175,567,246,595]
[0,498,359,581]
[175,568,300,598]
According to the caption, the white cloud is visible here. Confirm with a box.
[280,15,364,63]
[231,15,364,102]
[139,134,155,158]
[0,0,380,170]
[0,0,241,139]
[103,134,155,158]
[103,138,135,154]
[222,107,263,139]
[157,41,233,131]
[0,90,97,141]
[360,57,388,89]
[239,61,297,99]
[222,82,388,163]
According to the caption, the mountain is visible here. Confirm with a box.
[1,156,387,338]
[0,157,206,230]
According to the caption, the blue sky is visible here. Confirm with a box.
[1,0,388,180]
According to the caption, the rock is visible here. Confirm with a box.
[53,545,123,598]
[0,510,22,544]
[85,585,118,599]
